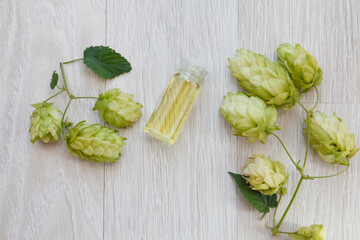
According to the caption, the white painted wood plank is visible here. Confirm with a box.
[104,0,360,239]
[0,1,106,239]
[104,0,241,239]
[0,0,359,239]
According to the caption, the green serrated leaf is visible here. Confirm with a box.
[265,193,278,208]
[50,71,59,89]
[228,172,278,214]
[83,46,131,79]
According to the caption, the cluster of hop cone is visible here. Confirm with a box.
[221,44,358,165]
[220,43,358,239]
[29,88,143,163]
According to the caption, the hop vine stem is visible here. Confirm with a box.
[60,62,74,98]
[303,112,311,168]
[273,88,322,234]
[44,89,66,102]
[302,86,319,168]
[310,165,350,179]
[273,100,311,233]
[278,231,296,235]
[296,101,308,113]
[59,62,98,101]
[312,86,319,110]
[75,96,98,100]
[271,132,298,169]
[273,193,283,228]
[57,62,98,130]
[61,99,73,127]
[271,107,308,232]
[274,177,304,232]
[63,58,84,64]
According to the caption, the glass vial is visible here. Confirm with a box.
[145,59,207,145]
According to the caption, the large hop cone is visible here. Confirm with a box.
[220,92,281,143]
[29,102,62,143]
[277,43,323,92]
[93,88,142,128]
[65,121,126,163]
[243,154,288,196]
[304,111,359,165]
[228,49,300,108]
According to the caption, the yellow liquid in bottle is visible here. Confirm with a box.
[145,73,200,144]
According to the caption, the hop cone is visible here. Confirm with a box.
[243,154,288,196]
[228,49,300,108]
[65,121,126,163]
[93,88,143,128]
[277,43,323,92]
[304,111,359,165]
[220,92,281,143]
[289,224,326,240]
[29,102,62,143]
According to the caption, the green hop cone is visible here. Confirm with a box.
[29,102,62,143]
[93,88,143,128]
[220,92,281,143]
[304,111,359,165]
[243,154,288,195]
[65,121,126,163]
[277,43,323,92]
[289,224,326,240]
[228,49,300,108]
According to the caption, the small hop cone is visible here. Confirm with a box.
[277,43,323,92]
[93,88,143,128]
[228,49,300,108]
[29,102,62,143]
[304,111,359,165]
[220,92,281,143]
[289,224,326,240]
[65,121,126,163]
[243,154,288,195]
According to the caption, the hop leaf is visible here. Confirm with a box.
[50,71,59,89]
[93,88,143,128]
[243,154,288,196]
[277,43,323,92]
[304,111,359,165]
[289,224,326,240]
[228,172,278,214]
[29,102,62,143]
[220,92,281,143]
[83,46,131,79]
[228,49,300,108]
[65,121,126,163]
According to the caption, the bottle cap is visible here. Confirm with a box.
[181,58,208,79]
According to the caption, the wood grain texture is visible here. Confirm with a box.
[0,0,359,239]
[0,1,107,239]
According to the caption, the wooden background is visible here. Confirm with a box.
[0,0,359,239]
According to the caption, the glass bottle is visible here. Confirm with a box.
[145,59,207,144]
